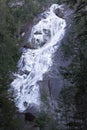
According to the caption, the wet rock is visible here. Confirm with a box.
[29,28,51,49]
[34,31,42,35]
[25,112,35,122]
[33,16,42,25]
[23,42,36,49]
[55,8,64,18]
[24,103,39,117]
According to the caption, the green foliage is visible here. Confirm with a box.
[9,0,43,30]
[0,0,19,76]
[35,111,60,130]
[0,0,21,129]
[0,95,22,130]
[35,112,50,128]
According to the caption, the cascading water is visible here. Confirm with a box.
[11,4,66,112]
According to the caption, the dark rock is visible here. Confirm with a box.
[23,42,36,49]
[23,101,28,107]
[24,112,35,122]
[55,8,64,18]
[24,103,39,117]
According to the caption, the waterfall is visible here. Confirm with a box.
[11,4,66,112]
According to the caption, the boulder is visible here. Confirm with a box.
[55,8,64,18]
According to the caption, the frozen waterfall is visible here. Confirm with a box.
[11,4,66,112]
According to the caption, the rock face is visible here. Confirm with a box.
[55,8,64,18]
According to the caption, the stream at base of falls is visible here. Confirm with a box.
[11,4,66,112]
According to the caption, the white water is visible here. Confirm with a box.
[11,4,66,112]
